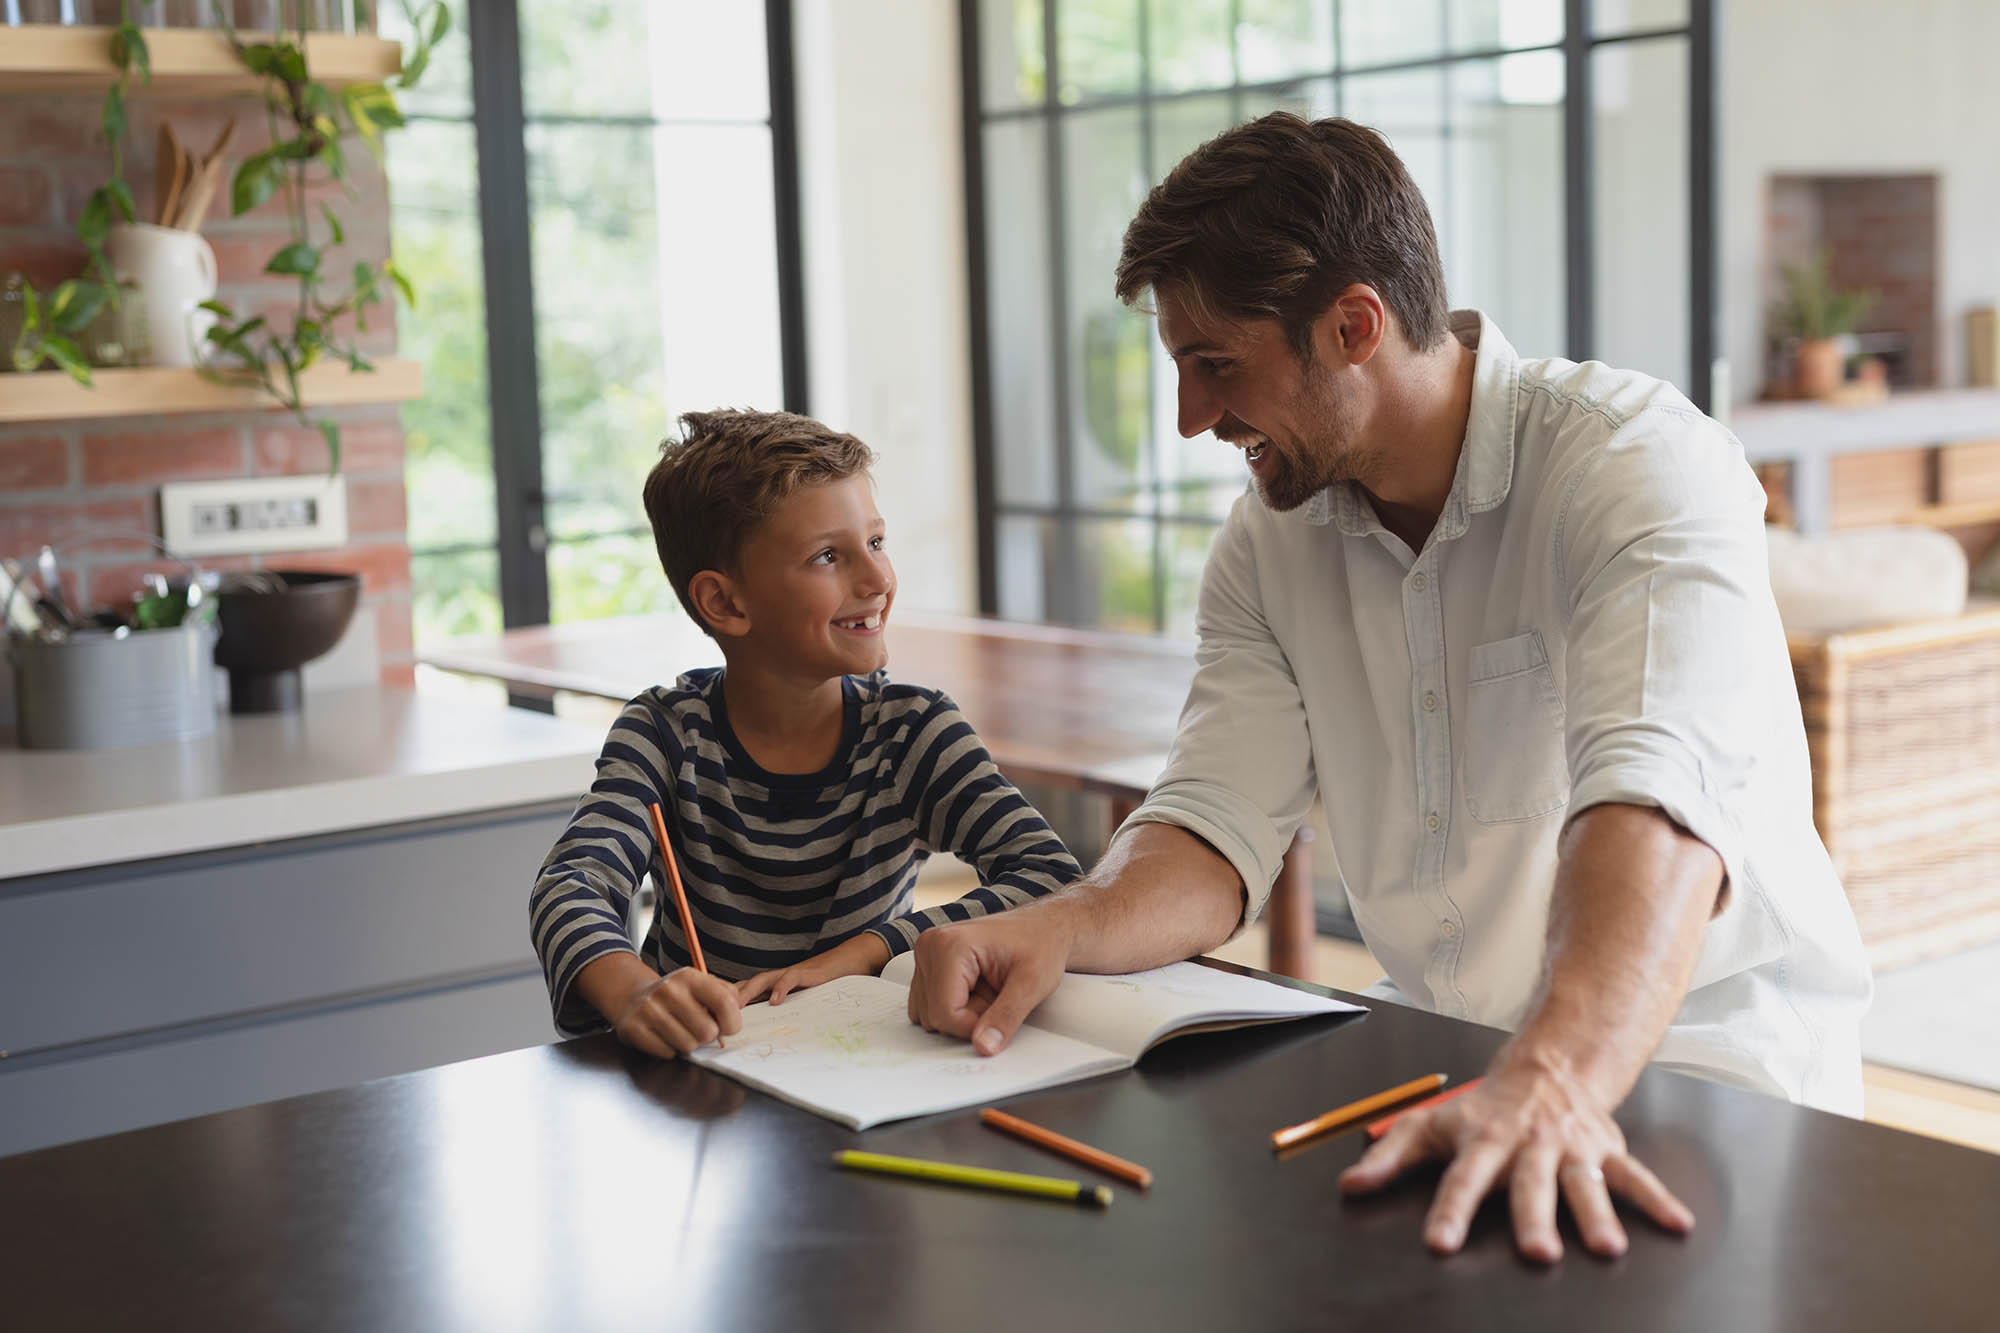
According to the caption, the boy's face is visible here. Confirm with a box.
[723,473,896,680]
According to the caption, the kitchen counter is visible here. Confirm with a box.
[0,685,601,879]
[0,686,605,1158]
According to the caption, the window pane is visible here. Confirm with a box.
[1236,0,1337,83]
[1242,76,1338,124]
[985,119,1059,507]
[1139,95,1245,520]
[1164,519,1224,639]
[1593,37,1689,390]
[996,514,1057,623]
[390,120,494,556]
[1342,68,1448,246]
[1451,0,1564,53]
[647,0,770,122]
[1058,0,1142,102]
[1063,107,1153,514]
[1591,0,1689,38]
[1146,0,1232,94]
[1076,517,1158,631]
[1147,91,1234,179]
[525,123,670,542]
[520,0,656,119]
[1447,56,1565,356]
[980,0,1047,110]
[377,0,474,119]
[547,532,678,625]
[413,547,502,643]
[1341,0,1443,69]
[654,125,784,414]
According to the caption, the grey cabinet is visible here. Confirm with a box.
[0,801,574,1157]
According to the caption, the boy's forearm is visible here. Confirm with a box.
[572,950,661,1023]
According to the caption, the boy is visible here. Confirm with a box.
[529,409,1081,1058]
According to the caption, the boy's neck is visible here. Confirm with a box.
[719,662,849,776]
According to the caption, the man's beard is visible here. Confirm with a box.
[1250,375,1362,513]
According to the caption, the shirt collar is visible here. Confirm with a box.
[1310,309,1520,538]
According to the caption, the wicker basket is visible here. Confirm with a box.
[1790,602,2000,970]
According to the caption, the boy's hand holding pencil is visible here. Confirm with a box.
[570,799,741,1059]
[574,951,743,1059]
[610,963,743,1058]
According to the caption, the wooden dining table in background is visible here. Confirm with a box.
[420,610,1321,980]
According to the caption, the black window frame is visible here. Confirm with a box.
[406,0,809,631]
[961,0,1718,628]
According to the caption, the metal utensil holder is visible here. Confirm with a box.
[5,535,217,751]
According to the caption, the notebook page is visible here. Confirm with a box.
[879,955,1361,1062]
[688,976,1128,1130]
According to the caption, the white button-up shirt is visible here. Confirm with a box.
[1132,311,1872,1113]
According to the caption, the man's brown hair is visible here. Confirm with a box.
[1115,112,1450,359]
[643,409,875,636]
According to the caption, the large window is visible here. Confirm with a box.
[964,0,1714,634]
[386,0,804,643]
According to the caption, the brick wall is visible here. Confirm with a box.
[0,85,413,686]
[1766,172,1940,390]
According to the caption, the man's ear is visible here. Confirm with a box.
[689,569,751,639]
[1317,284,1388,366]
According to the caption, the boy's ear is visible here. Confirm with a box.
[689,569,751,638]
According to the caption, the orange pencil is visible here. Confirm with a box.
[1365,1077,1480,1140]
[647,800,720,1048]
[1270,1073,1448,1152]
[981,1108,1154,1190]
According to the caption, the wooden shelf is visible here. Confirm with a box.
[1896,498,2000,530]
[0,359,422,423]
[1732,388,2000,463]
[0,25,400,96]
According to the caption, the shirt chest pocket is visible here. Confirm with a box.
[1462,630,1570,824]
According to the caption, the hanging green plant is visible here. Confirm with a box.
[198,0,450,474]
[7,5,149,382]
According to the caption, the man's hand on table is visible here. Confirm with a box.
[1338,1042,1693,1263]
[906,905,1078,1055]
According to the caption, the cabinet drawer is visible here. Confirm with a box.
[0,802,571,1056]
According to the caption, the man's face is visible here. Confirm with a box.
[1155,288,1376,513]
[728,474,896,680]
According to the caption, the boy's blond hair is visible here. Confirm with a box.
[643,409,876,636]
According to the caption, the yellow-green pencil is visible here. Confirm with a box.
[833,1149,1113,1208]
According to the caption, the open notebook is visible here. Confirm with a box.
[687,953,1363,1130]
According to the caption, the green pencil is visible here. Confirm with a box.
[833,1149,1114,1208]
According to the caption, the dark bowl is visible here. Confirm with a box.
[213,570,361,712]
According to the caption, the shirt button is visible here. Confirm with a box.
[1441,919,1460,938]
[1426,812,1441,832]
[1423,690,1437,711]
[1412,572,1428,591]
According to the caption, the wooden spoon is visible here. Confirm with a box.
[175,120,236,232]
[155,123,187,228]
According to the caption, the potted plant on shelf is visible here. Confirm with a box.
[196,0,449,473]
[1770,246,1875,401]
[3,6,149,382]
[2,2,448,476]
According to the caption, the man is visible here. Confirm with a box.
[907,114,1871,1264]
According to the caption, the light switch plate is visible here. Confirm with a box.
[160,475,349,557]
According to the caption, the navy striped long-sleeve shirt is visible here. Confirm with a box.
[529,667,1081,1036]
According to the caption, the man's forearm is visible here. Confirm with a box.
[1033,821,1246,974]
[1502,802,1724,1107]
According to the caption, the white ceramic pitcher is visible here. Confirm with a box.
[105,222,218,367]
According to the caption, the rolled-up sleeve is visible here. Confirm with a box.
[1127,497,1318,928]
[1555,409,1775,902]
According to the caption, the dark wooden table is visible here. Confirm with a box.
[5,962,1994,1331]
[422,610,1321,978]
